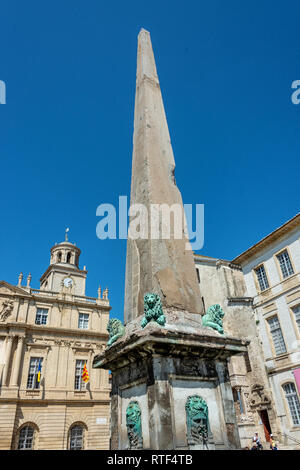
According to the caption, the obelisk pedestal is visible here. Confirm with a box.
[94,311,247,449]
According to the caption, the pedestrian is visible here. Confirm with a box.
[252,431,263,450]
[269,434,278,450]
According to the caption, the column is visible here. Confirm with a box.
[2,336,13,386]
[148,356,174,450]
[236,387,245,415]
[216,361,241,449]
[11,336,25,387]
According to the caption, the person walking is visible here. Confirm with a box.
[269,434,278,450]
[252,431,263,450]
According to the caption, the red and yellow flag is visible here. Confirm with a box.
[82,363,89,383]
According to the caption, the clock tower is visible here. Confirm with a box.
[39,230,87,296]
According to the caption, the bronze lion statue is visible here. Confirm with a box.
[141,292,166,328]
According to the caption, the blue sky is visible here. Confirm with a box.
[0,1,299,321]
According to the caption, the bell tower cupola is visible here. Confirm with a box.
[39,229,87,296]
[50,228,81,268]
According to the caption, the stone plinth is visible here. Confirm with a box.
[93,313,247,450]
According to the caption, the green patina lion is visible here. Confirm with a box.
[107,318,125,347]
[185,395,210,446]
[141,292,166,329]
[202,304,225,334]
[126,401,143,449]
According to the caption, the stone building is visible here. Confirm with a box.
[232,213,300,449]
[0,234,111,450]
[194,254,279,448]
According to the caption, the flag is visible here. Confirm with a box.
[82,363,89,383]
[293,368,300,395]
[37,360,42,383]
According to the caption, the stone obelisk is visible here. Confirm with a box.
[124,29,203,323]
[93,29,247,450]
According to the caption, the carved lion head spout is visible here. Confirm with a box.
[186,395,208,424]
[126,401,143,450]
[141,292,166,328]
[185,395,211,447]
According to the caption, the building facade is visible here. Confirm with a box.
[194,254,279,448]
[0,235,111,450]
[233,213,300,449]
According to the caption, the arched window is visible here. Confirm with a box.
[57,251,62,263]
[69,424,84,450]
[283,382,300,425]
[17,425,35,450]
[66,252,72,264]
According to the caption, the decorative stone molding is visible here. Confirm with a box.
[227,297,253,305]
[0,300,14,322]
[246,384,271,410]
[102,288,109,300]
[26,342,52,351]
[238,414,255,424]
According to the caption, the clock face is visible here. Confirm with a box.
[64,277,73,288]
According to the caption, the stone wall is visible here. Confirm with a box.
[0,402,110,450]
[194,255,279,447]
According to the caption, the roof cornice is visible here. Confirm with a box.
[0,281,32,298]
[39,264,87,282]
[232,213,300,265]
[0,321,109,339]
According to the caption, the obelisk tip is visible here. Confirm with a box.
[139,28,150,36]
[136,28,158,84]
